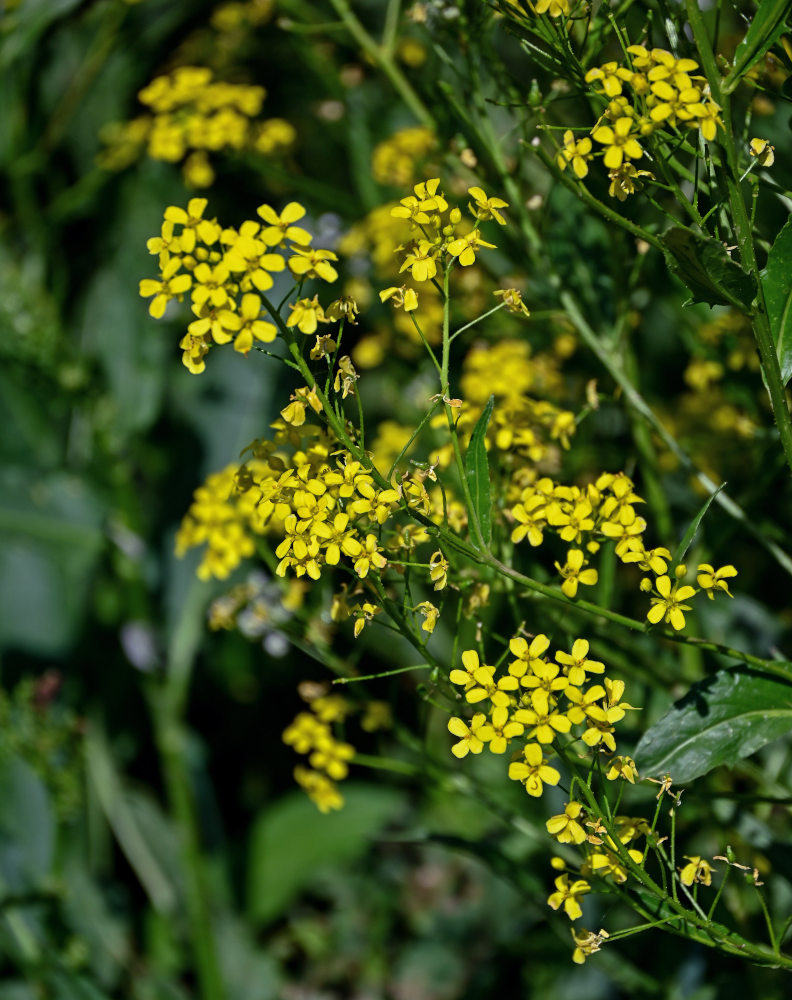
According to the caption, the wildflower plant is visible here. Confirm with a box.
[125,0,792,987]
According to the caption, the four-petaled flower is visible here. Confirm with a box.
[646,574,697,630]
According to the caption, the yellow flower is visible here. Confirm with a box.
[289,246,339,283]
[446,229,496,267]
[399,240,438,282]
[534,0,571,17]
[287,295,326,335]
[380,285,419,311]
[680,856,714,887]
[467,185,509,224]
[557,130,594,179]
[547,874,590,920]
[749,138,775,167]
[696,563,737,599]
[448,713,488,758]
[215,293,277,353]
[546,802,586,845]
[415,601,440,634]
[585,62,624,98]
[478,704,525,753]
[507,742,560,796]
[592,117,644,169]
[555,549,598,598]
[646,574,697,630]
[513,688,571,742]
[607,163,654,201]
[139,257,192,318]
[606,755,639,783]
[256,201,312,246]
[429,549,449,590]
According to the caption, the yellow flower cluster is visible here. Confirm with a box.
[389,178,504,286]
[99,65,294,187]
[642,562,736,630]
[451,338,574,467]
[547,807,649,928]
[176,422,404,582]
[139,197,338,372]
[447,634,635,792]
[557,47,722,198]
[371,126,437,187]
[283,687,392,811]
[283,696,355,813]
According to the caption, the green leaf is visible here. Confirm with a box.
[671,482,725,567]
[0,755,55,893]
[761,217,792,385]
[635,666,792,783]
[464,395,494,546]
[730,0,790,83]
[660,228,756,310]
[247,783,405,926]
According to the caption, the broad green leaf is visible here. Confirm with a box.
[247,783,405,926]
[660,228,756,310]
[730,0,790,84]
[671,482,725,567]
[0,755,55,893]
[635,666,792,783]
[464,395,494,546]
[761,217,792,385]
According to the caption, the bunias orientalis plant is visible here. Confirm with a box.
[136,162,792,971]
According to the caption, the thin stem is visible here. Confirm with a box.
[684,0,792,480]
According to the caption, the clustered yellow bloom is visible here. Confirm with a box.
[139,197,339,372]
[557,47,722,198]
[390,177,505,287]
[447,633,635,786]
[98,65,294,187]
[643,561,736,630]
[176,421,404,582]
[283,685,393,812]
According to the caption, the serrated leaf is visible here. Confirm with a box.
[671,482,725,567]
[464,396,494,547]
[635,666,792,783]
[660,228,756,310]
[761,217,792,385]
[731,0,790,82]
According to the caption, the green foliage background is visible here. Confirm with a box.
[2,1,792,997]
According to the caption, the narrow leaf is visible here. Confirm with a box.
[464,395,494,546]
[761,217,792,384]
[635,666,792,783]
[730,0,790,82]
[660,228,756,310]
[671,482,725,567]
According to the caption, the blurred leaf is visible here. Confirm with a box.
[761,217,792,385]
[0,755,55,893]
[86,725,180,914]
[214,913,282,1000]
[0,0,83,68]
[44,970,114,1000]
[464,395,494,546]
[635,667,792,783]
[730,0,790,83]
[660,228,756,309]
[247,783,405,926]
[0,470,104,655]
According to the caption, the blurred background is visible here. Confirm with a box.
[2,1,792,997]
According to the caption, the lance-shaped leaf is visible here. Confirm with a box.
[671,483,725,568]
[464,395,494,547]
[728,0,791,87]
[761,217,792,385]
[660,228,756,310]
[635,666,792,783]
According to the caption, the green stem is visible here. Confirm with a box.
[684,0,792,480]
[326,0,433,127]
